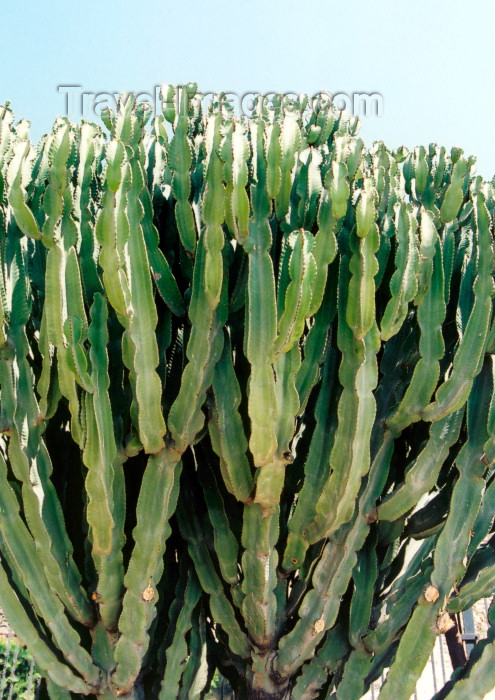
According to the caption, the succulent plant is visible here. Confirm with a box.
[0,86,494,698]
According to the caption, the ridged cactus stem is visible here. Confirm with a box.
[377,599,442,700]
[124,145,167,454]
[73,122,104,302]
[422,193,494,421]
[0,558,93,694]
[290,625,348,700]
[308,245,380,542]
[240,502,280,650]
[283,346,339,570]
[243,118,278,469]
[210,336,254,502]
[167,229,226,452]
[276,432,394,679]
[0,450,101,688]
[111,448,182,693]
[159,569,202,699]
[0,330,92,626]
[386,223,445,434]
[379,362,493,700]
[176,497,251,661]
[168,86,197,253]
[83,293,125,631]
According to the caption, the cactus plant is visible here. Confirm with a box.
[0,86,494,699]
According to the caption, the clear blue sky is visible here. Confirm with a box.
[2,0,495,179]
